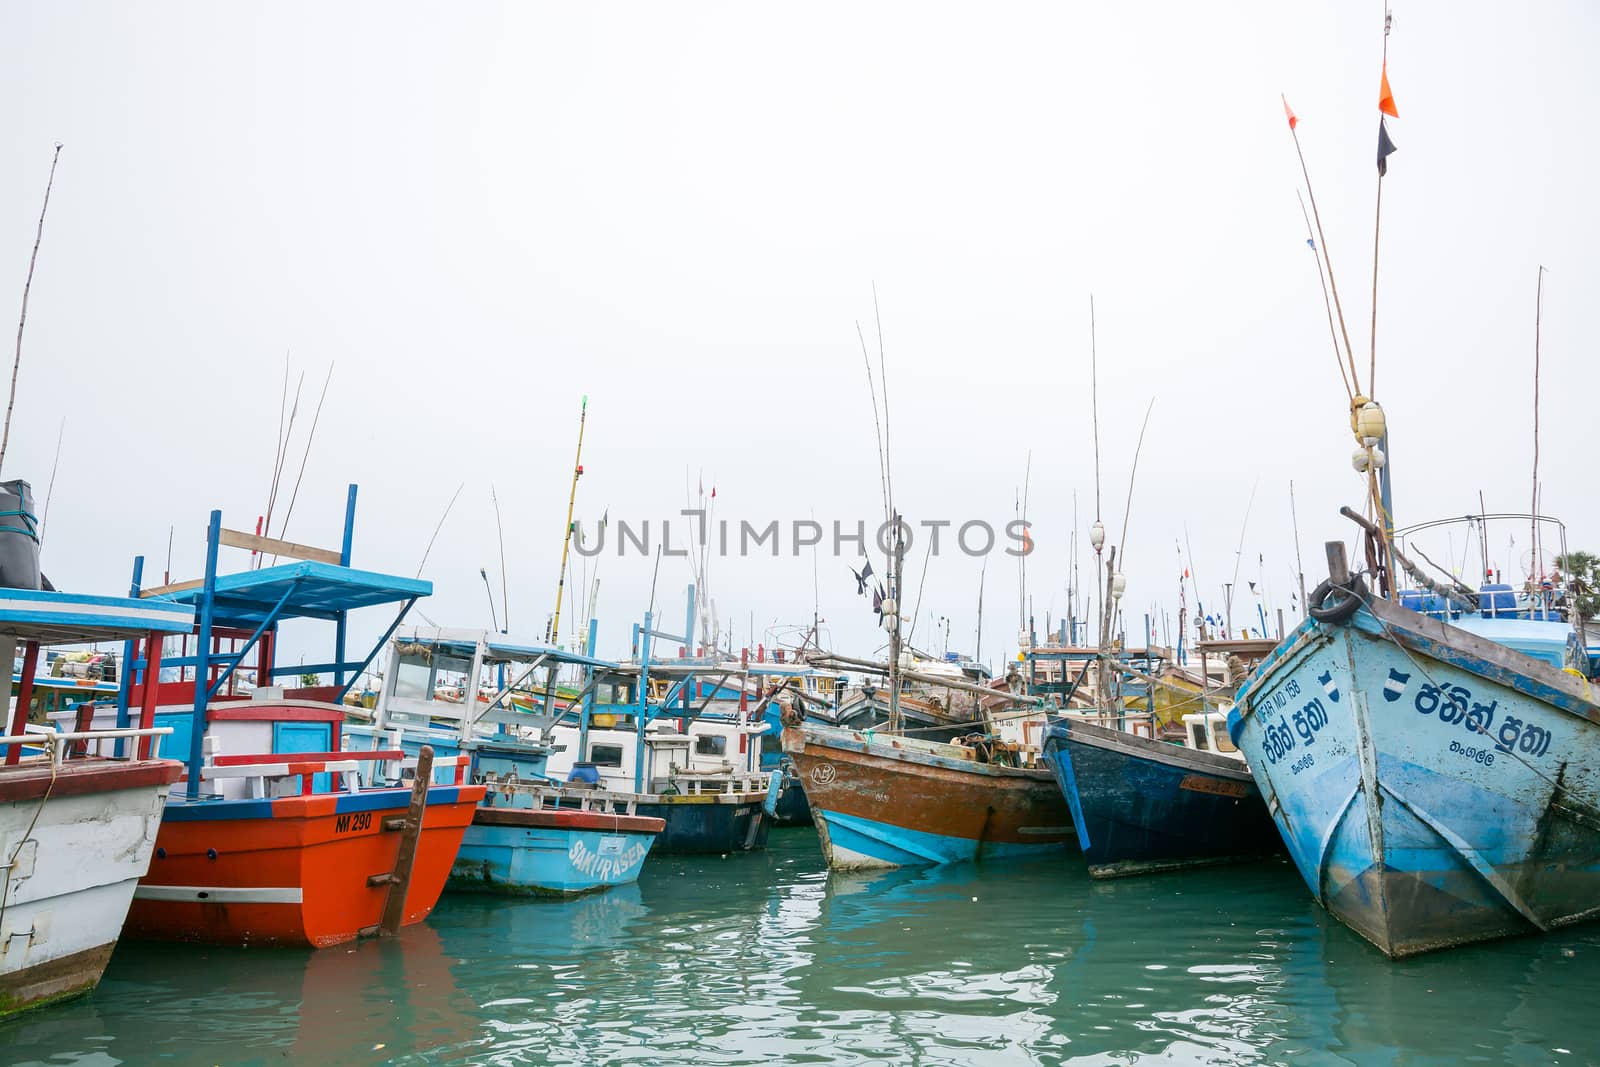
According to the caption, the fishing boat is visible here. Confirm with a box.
[781,712,1076,869]
[1041,711,1280,878]
[116,490,485,947]
[541,592,778,854]
[348,626,664,895]
[1034,630,1282,879]
[1230,510,1600,956]
[0,577,193,1016]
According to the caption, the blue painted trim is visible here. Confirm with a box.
[1043,720,1093,851]
[161,784,466,821]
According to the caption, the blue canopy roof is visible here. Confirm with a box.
[392,626,620,671]
[0,587,194,645]
[151,560,431,629]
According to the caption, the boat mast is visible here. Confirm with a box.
[1531,265,1546,585]
[549,395,588,646]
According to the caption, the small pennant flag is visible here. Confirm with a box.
[1306,238,1316,250]
[1377,118,1397,175]
[1282,95,1298,130]
[1379,63,1399,118]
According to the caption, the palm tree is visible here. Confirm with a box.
[1555,552,1600,620]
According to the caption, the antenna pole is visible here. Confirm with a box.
[550,396,588,645]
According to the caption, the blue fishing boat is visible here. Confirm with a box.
[1230,512,1600,957]
[540,590,779,854]
[1041,712,1281,878]
[348,626,665,895]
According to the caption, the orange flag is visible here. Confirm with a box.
[1378,63,1399,118]
[1282,95,1298,130]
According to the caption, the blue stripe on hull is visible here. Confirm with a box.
[635,800,770,854]
[450,823,655,895]
[1234,611,1600,957]
[814,808,1064,869]
[1039,726,1280,878]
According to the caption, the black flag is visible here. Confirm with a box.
[1377,118,1397,176]
[851,560,874,596]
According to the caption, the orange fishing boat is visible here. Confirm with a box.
[120,489,484,947]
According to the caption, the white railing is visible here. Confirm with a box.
[0,726,173,769]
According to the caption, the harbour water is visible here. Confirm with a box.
[4,829,1595,1066]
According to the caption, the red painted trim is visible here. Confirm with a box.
[473,806,665,835]
[212,749,406,766]
[0,757,182,804]
[5,643,40,766]
[207,706,344,723]
[139,634,164,759]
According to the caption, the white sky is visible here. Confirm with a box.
[3,2,1596,674]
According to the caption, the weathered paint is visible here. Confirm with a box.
[1039,718,1281,879]
[0,758,179,1018]
[451,813,659,896]
[781,723,1075,870]
[1232,598,1600,957]
[634,793,771,854]
[128,782,483,947]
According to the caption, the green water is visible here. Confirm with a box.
[3,828,1596,1066]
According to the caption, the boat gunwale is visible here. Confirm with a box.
[1043,718,1255,782]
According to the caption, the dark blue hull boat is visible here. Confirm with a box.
[635,795,772,854]
[1041,717,1281,878]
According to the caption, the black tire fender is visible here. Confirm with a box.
[1308,575,1366,624]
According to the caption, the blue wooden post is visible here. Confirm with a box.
[577,616,600,763]
[113,556,145,758]
[635,610,652,792]
[334,484,357,689]
[188,511,222,800]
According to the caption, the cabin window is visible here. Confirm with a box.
[695,735,728,757]
[392,657,433,701]
[1214,730,1238,754]
[589,743,624,767]
[1189,723,1210,751]
[761,734,782,756]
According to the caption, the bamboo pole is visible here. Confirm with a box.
[2,144,63,476]
[549,396,588,646]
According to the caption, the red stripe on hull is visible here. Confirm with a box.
[128,786,485,948]
[0,757,182,805]
[785,732,1074,847]
[473,806,665,835]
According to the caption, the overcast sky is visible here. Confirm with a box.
[3,2,1595,673]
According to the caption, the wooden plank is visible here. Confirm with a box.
[218,527,341,566]
[139,578,204,598]
[380,745,433,935]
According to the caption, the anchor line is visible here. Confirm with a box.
[1352,578,1600,822]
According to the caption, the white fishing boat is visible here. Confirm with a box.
[0,579,193,1016]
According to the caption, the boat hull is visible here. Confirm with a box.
[126,783,484,948]
[781,724,1075,870]
[1230,601,1600,957]
[0,757,181,1017]
[1040,717,1280,878]
[635,793,771,854]
[449,806,663,895]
